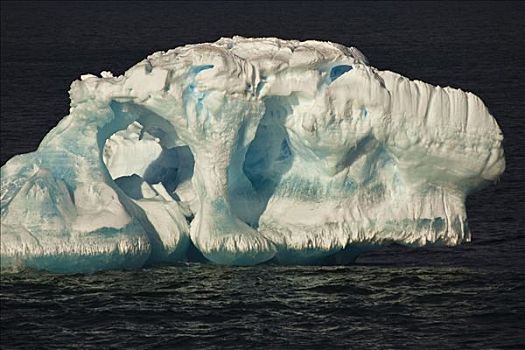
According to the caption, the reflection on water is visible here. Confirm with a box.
[1,264,524,348]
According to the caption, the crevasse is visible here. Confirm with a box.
[0,37,505,272]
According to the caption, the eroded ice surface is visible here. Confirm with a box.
[0,37,505,272]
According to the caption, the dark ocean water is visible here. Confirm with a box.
[1,1,524,348]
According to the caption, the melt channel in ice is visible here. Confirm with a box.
[0,37,505,272]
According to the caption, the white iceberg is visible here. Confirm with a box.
[0,37,505,272]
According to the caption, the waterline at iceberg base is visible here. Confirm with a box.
[0,37,505,273]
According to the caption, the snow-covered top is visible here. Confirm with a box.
[72,36,365,103]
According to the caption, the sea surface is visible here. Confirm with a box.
[1,2,524,349]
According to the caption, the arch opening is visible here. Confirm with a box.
[103,102,196,206]
[101,101,199,264]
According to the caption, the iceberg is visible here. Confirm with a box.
[0,37,504,272]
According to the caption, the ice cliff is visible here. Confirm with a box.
[0,37,505,272]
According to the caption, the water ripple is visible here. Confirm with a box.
[2,264,524,348]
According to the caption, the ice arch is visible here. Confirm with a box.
[0,37,504,272]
